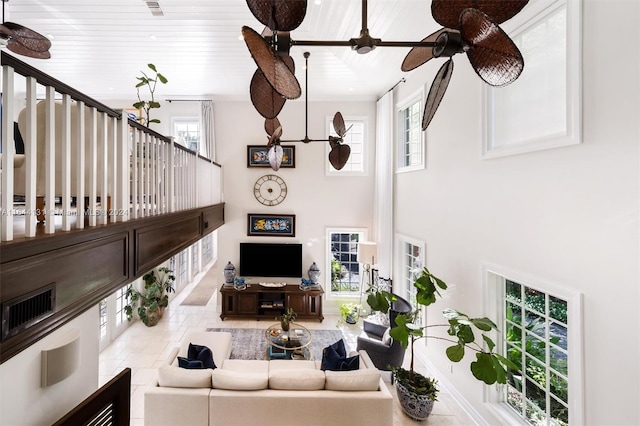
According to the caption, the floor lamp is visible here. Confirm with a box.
[357,241,378,316]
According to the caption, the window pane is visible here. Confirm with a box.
[328,119,365,173]
[330,232,362,294]
[502,278,570,425]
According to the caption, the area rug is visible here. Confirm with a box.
[205,327,344,361]
[181,263,218,306]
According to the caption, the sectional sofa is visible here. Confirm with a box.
[144,331,393,426]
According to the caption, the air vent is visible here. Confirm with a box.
[2,283,56,341]
[143,0,164,16]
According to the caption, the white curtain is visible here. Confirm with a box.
[200,100,216,161]
[373,91,394,279]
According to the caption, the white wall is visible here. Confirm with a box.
[392,0,639,424]
[0,308,100,426]
[215,99,376,312]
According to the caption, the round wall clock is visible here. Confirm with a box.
[254,174,287,206]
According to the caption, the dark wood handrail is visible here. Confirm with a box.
[52,368,131,426]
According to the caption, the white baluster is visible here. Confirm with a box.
[1,66,14,241]
[76,101,85,229]
[44,87,55,234]
[24,76,37,237]
[61,94,71,231]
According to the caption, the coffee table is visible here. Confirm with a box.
[265,322,312,360]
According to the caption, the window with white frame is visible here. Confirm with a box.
[326,117,366,175]
[99,283,131,352]
[173,118,201,153]
[114,285,128,326]
[485,266,583,426]
[327,228,367,295]
[396,91,424,171]
[99,298,108,340]
[400,239,424,306]
[483,0,581,158]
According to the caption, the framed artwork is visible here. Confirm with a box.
[247,145,295,168]
[247,213,295,237]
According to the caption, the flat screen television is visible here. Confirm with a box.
[239,243,303,278]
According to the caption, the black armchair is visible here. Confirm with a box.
[356,293,412,372]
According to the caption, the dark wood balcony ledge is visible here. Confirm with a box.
[0,203,224,364]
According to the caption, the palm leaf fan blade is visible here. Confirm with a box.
[431,0,529,28]
[6,39,50,59]
[460,9,524,87]
[264,117,281,136]
[250,68,286,118]
[329,144,351,170]
[242,26,301,99]
[268,144,284,171]
[2,22,51,52]
[267,126,283,148]
[246,0,308,32]
[333,111,346,137]
[422,59,454,130]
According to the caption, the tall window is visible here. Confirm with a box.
[173,118,201,152]
[401,240,423,306]
[99,298,108,340]
[327,228,367,295]
[326,117,367,175]
[397,91,424,172]
[486,266,583,425]
[114,285,128,326]
[483,0,581,158]
[202,233,213,265]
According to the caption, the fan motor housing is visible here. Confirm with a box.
[433,31,464,58]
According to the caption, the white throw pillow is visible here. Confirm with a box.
[212,369,268,390]
[324,369,380,391]
[269,369,325,390]
[157,365,213,388]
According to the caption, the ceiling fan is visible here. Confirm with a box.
[242,0,528,132]
[257,51,352,171]
[0,0,51,59]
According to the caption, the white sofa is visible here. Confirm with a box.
[144,332,394,426]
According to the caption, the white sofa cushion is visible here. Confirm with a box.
[324,368,381,391]
[158,365,213,388]
[212,369,268,390]
[269,368,326,390]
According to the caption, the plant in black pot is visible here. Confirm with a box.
[373,267,517,421]
[125,267,175,327]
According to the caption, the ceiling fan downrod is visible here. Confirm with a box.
[279,51,330,144]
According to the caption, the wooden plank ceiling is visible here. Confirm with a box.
[4,0,440,102]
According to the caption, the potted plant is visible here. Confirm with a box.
[337,302,361,325]
[277,307,297,331]
[133,63,168,126]
[374,267,517,420]
[125,266,175,327]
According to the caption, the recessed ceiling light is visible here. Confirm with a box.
[349,87,354,91]
[314,0,321,4]
[46,34,55,40]
[149,34,157,40]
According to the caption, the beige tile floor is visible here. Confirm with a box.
[99,273,475,426]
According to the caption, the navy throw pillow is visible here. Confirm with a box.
[320,339,357,371]
[336,354,360,371]
[328,339,347,358]
[177,356,204,369]
[187,343,216,369]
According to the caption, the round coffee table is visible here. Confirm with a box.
[265,322,312,360]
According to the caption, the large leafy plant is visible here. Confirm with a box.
[133,63,168,126]
[374,267,518,394]
[125,267,175,326]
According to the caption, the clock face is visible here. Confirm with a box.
[254,174,287,206]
